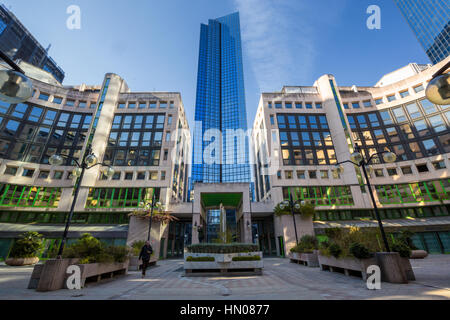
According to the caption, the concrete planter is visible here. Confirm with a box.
[5,257,39,266]
[318,254,378,281]
[289,251,319,267]
[400,257,415,281]
[184,252,263,276]
[29,258,129,291]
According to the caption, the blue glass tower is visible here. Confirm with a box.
[394,0,450,64]
[191,12,251,185]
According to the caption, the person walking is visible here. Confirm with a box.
[139,240,153,278]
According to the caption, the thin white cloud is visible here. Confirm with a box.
[234,0,315,91]
[234,0,347,92]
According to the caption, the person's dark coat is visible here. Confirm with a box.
[139,244,153,261]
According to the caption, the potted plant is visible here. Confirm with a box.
[290,235,319,267]
[6,232,43,266]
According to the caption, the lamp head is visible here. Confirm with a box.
[0,70,33,104]
[72,167,82,178]
[49,154,64,166]
[103,166,115,178]
[350,152,363,164]
[425,74,450,105]
[383,151,397,163]
[85,154,98,166]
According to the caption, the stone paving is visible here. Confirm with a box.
[0,255,449,300]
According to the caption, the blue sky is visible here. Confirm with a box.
[3,0,429,129]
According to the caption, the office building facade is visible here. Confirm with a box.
[0,4,65,82]
[394,0,450,64]
[0,69,191,260]
[252,57,450,255]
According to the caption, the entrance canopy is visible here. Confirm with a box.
[201,192,242,209]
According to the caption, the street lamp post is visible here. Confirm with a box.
[279,194,306,245]
[49,145,115,258]
[139,191,161,242]
[332,143,397,252]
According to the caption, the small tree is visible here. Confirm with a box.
[9,232,44,258]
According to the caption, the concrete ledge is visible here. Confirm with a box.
[289,251,319,267]
[318,254,378,281]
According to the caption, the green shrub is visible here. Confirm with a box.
[186,243,259,254]
[290,235,318,253]
[328,243,342,258]
[62,233,130,264]
[349,242,372,259]
[232,255,261,261]
[130,240,146,256]
[391,242,411,258]
[9,232,44,258]
[186,256,215,262]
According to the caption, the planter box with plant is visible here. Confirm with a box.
[289,235,319,267]
[29,233,130,291]
[184,243,263,276]
[6,232,44,266]
[317,227,415,283]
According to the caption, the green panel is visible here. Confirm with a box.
[201,193,242,208]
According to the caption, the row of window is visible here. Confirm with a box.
[99,170,166,181]
[0,184,61,208]
[35,91,97,109]
[86,187,160,208]
[282,186,354,206]
[117,101,175,110]
[375,179,450,205]
[268,101,322,110]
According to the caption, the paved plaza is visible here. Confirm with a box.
[0,255,449,300]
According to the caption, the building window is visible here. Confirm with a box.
[316,103,322,109]
[305,103,313,109]
[422,138,439,155]
[149,171,158,180]
[320,170,329,179]
[111,172,121,180]
[37,170,49,179]
[401,166,412,175]
[277,171,282,179]
[53,97,63,104]
[432,160,446,170]
[387,168,397,176]
[285,170,293,179]
[285,102,292,109]
[392,107,407,122]
[166,132,171,142]
[39,93,49,101]
[268,102,272,109]
[118,102,126,109]
[429,115,446,133]
[161,171,166,180]
[4,166,18,175]
[413,84,424,93]
[416,164,429,173]
[275,102,282,109]
[352,102,360,109]
[139,102,147,109]
[167,115,173,125]
[387,94,396,102]
[308,171,317,179]
[65,100,75,107]
[399,90,410,98]
[128,102,136,109]
[149,102,157,109]
[270,115,275,125]
[295,103,302,109]
[343,103,349,109]
[137,172,146,180]
[163,149,168,161]
[363,101,371,108]
[78,101,87,108]
[420,99,437,115]
[160,101,167,108]
[53,171,63,179]
[125,172,133,180]
[375,169,384,177]
[99,172,108,180]
[375,98,383,105]
[22,169,35,177]
[296,170,305,179]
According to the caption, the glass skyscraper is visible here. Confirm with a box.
[394,0,450,64]
[191,12,250,184]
